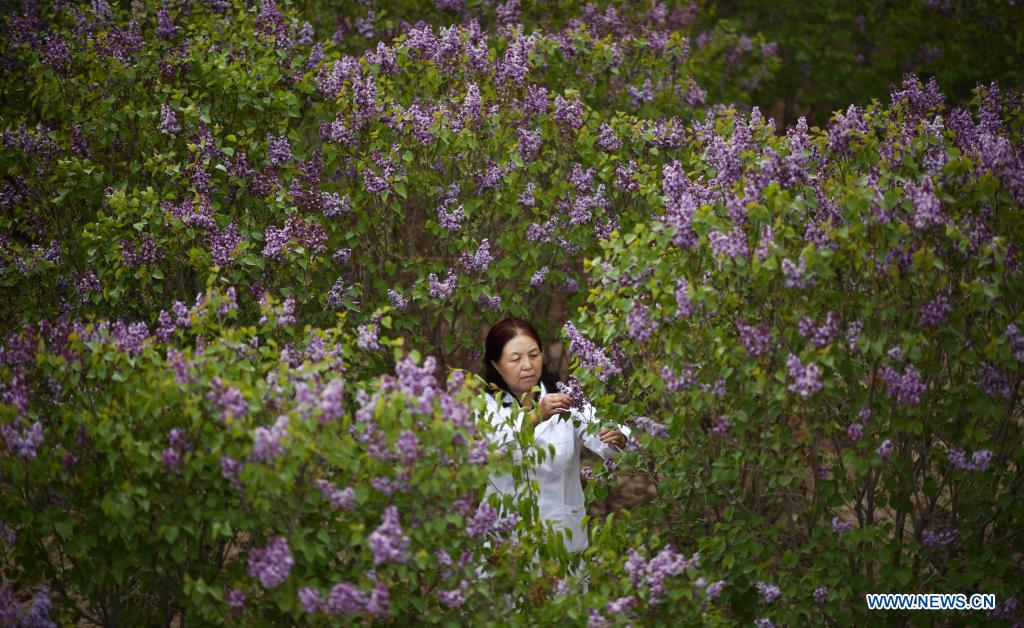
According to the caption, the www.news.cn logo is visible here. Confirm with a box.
[865,593,996,611]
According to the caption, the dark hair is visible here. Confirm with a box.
[482,317,560,404]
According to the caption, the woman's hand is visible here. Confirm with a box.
[533,393,572,423]
[598,428,626,449]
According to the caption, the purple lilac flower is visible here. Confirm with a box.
[597,123,621,151]
[266,133,292,166]
[316,479,356,509]
[395,430,420,465]
[1,420,44,460]
[518,127,541,162]
[554,94,584,130]
[706,580,726,600]
[299,587,323,613]
[460,239,493,274]
[947,447,993,471]
[711,415,732,436]
[626,304,656,342]
[158,104,180,135]
[322,192,352,218]
[878,363,926,405]
[827,105,866,154]
[208,220,242,266]
[429,269,457,299]
[634,416,668,438]
[226,588,246,609]
[563,321,622,381]
[357,323,380,351]
[918,293,951,327]
[388,289,408,311]
[1008,324,1024,362]
[369,506,410,564]
[555,377,588,410]
[332,248,352,265]
[877,439,894,461]
[922,527,958,547]
[756,581,780,604]
[736,318,772,356]
[530,266,548,288]
[782,257,814,289]
[250,415,289,463]
[207,377,247,422]
[786,354,823,399]
[847,423,864,441]
[708,228,749,259]
[605,596,637,613]
[523,83,549,115]
[755,619,775,628]
[162,447,183,472]
[438,580,470,608]
[813,585,829,603]
[908,178,943,229]
[978,363,1012,398]
[831,516,854,533]
[248,536,293,589]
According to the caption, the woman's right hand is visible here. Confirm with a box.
[534,393,572,423]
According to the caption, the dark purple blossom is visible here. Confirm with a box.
[159,104,180,135]
[879,363,926,405]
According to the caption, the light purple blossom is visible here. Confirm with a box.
[737,318,772,356]
[266,133,292,166]
[250,415,289,463]
[563,321,622,381]
[530,266,548,287]
[316,479,356,509]
[460,239,493,274]
[248,536,293,588]
[922,527,958,547]
[786,354,823,399]
[159,104,180,135]
[429,269,457,299]
[877,439,894,461]
[878,363,926,405]
[553,94,584,130]
[756,581,780,604]
[369,506,410,564]
[831,516,854,533]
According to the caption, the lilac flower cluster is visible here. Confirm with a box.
[947,447,992,472]
[553,94,584,130]
[460,239,493,274]
[1007,324,1024,362]
[0,585,54,627]
[556,377,588,410]
[530,266,548,288]
[661,363,698,393]
[878,363,926,405]
[922,527,958,547]
[634,416,668,438]
[159,104,180,135]
[756,581,780,603]
[248,536,293,589]
[207,377,247,421]
[207,220,242,266]
[782,256,815,289]
[908,178,944,229]
[831,516,854,533]
[736,318,772,356]
[429,269,457,299]
[786,354,823,399]
[563,321,622,381]
[298,580,390,617]
[847,423,864,441]
[978,362,1012,398]
[708,228,749,259]
[876,439,894,461]
[626,304,656,342]
[369,506,410,564]
[316,478,356,509]
[624,546,699,604]
[797,311,840,347]
[814,586,829,603]
[250,415,289,463]
[1,419,44,460]
[917,293,951,328]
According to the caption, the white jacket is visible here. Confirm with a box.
[477,380,630,553]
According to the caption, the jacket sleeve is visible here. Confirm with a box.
[569,402,631,460]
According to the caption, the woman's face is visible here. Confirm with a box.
[492,333,542,397]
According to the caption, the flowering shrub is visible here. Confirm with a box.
[571,77,1024,624]
[0,0,1021,625]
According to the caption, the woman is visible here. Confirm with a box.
[477,316,629,554]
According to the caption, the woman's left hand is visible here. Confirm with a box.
[598,428,626,449]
